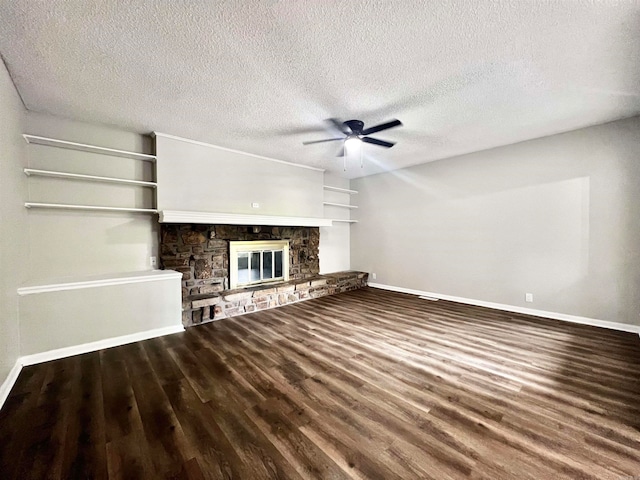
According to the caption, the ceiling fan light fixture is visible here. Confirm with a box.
[344,135,362,147]
[344,135,363,170]
[302,118,402,171]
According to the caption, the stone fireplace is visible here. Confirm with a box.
[160,223,367,327]
[160,223,320,294]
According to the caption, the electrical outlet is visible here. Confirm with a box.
[372,272,377,280]
[150,256,157,268]
[251,202,260,208]
[525,293,533,303]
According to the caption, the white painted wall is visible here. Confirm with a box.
[155,134,324,218]
[352,117,640,326]
[0,59,28,387]
[24,112,158,281]
[320,173,351,273]
[2,113,183,367]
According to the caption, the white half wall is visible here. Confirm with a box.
[352,117,640,327]
[0,59,27,389]
[18,271,183,356]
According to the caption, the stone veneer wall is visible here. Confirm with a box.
[186,271,368,326]
[160,224,320,298]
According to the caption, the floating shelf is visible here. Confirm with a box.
[25,203,158,214]
[323,185,358,194]
[331,219,358,223]
[23,134,156,162]
[323,202,358,209]
[24,168,157,187]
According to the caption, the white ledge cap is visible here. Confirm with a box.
[17,270,182,295]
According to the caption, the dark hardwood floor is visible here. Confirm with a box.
[2,287,640,479]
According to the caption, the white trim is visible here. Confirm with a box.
[330,219,358,223]
[152,132,324,172]
[24,168,157,188]
[323,185,358,194]
[323,202,358,209]
[25,203,158,214]
[17,270,182,296]
[159,210,332,227]
[368,283,640,334]
[19,325,184,366]
[23,134,156,162]
[0,360,23,411]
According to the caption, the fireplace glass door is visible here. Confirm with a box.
[237,249,284,285]
[230,240,289,288]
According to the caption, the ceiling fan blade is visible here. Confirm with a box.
[327,118,350,134]
[362,137,395,148]
[361,119,402,136]
[302,137,344,145]
[336,146,344,157]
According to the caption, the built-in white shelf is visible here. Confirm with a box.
[23,134,156,162]
[331,219,358,223]
[323,202,358,209]
[24,168,157,187]
[323,185,358,194]
[25,203,158,214]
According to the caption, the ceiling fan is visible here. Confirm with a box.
[303,118,402,169]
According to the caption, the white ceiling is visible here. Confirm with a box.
[2,1,640,178]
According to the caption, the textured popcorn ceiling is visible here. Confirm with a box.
[2,1,640,178]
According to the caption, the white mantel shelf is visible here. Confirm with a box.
[159,210,333,227]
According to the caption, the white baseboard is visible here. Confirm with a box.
[0,324,184,411]
[0,360,23,412]
[368,283,640,334]
[20,325,185,366]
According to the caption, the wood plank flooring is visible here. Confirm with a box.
[2,287,640,479]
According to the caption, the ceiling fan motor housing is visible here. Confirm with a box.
[301,118,401,153]
[344,120,364,134]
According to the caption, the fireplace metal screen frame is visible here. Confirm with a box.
[229,240,290,289]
